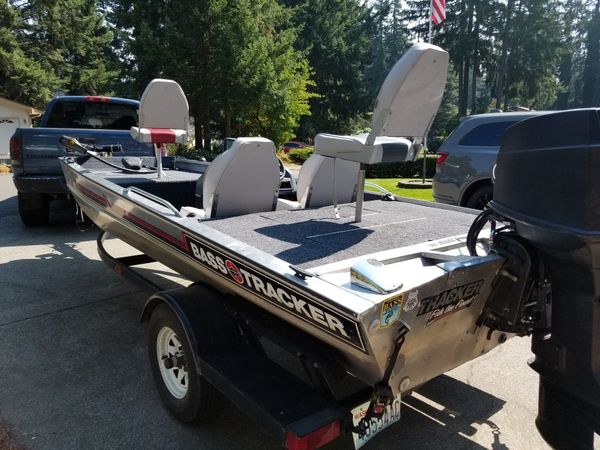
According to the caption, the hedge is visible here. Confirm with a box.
[287,147,314,164]
[365,156,437,178]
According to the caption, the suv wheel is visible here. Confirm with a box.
[464,185,493,210]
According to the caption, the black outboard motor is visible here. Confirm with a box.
[491,109,600,449]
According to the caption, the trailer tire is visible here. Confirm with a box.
[148,304,219,423]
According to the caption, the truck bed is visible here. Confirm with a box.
[205,199,478,269]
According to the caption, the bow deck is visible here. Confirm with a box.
[204,199,478,270]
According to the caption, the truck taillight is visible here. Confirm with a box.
[436,150,449,167]
[84,96,111,103]
[9,135,22,165]
[286,421,340,450]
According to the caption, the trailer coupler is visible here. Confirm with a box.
[352,324,409,437]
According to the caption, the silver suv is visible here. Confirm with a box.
[432,112,545,209]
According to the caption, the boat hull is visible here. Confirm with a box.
[61,157,509,394]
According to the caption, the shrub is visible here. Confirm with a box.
[167,143,220,161]
[365,156,437,179]
[287,147,314,164]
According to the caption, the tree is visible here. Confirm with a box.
[111,0,313,148]
[0,2,59,107]
[430,63,459,138]
[367,0,410,96]
[14,0,118,96]
[282,0,376,138]
[492,0,565,110]
[553,0,591,109]
[581,0,600,106]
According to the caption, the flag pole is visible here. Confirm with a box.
[428,0,433,44]
[423,0,434,184]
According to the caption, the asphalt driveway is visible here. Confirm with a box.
[0,173,563,450]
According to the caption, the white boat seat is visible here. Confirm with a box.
[196,137,280,218]
[296,154,360,208]
[315,43,449,165]
[130,78,189,145]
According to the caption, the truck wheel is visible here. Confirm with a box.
[18,193,49,227]
[464,185,493,210]
[148,304,218,423]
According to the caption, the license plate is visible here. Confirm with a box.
[351,394,401,449]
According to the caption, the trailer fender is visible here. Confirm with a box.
[140,283,239,374]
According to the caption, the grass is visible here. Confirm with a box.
[366,178,434,202]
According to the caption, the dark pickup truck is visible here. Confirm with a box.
[10,95,153,226]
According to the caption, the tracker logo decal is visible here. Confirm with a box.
[184,235,365,351]
[417,280,484,326]
[226,260,244,284]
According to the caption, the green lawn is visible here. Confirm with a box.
[366,178,434,202]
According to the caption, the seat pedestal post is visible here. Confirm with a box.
[154,144,165,178]
[354,166,366,223]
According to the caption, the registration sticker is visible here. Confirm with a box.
[379,294,403,328]
[351,394,401,449]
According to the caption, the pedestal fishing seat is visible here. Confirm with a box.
[130,78,189,177]
[298,43,449,218]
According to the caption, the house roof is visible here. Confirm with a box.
[0,97,42,117]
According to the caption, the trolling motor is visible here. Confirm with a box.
[482,109,600,449]
[59,135,122,155]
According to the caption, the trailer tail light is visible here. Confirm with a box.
[9,135,22,165]
[286,421,340,450]
[84,96,111,103]
[436,150,449,167]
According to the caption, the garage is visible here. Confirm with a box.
[0,97,41,162]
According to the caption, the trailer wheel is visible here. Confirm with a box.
[148,304,218,423]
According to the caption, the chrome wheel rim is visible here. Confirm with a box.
[156,326,188,399]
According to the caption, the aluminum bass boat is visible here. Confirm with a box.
[59,43,599,450]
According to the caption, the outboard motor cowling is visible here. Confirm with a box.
[491,109,600,449]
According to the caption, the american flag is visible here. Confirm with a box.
[431,0,446,25]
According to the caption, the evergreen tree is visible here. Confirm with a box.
[367,0,410,97]
[581,0,600,106]
[430,63,459,138]
[282,0,376,138]
[493,0,565,110]
[110,0,313,148]
[553,0,591,109]
[14,0,118,96]
[0,1,59,106]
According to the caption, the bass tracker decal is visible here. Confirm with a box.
[417,280,484,326]
[185,234,366,352]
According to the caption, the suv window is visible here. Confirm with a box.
[459,121,519,147]
[46,101,138,130]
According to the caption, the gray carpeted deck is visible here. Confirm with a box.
[205,200,478,269]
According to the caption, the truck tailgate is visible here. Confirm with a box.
[18,128,152,175]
